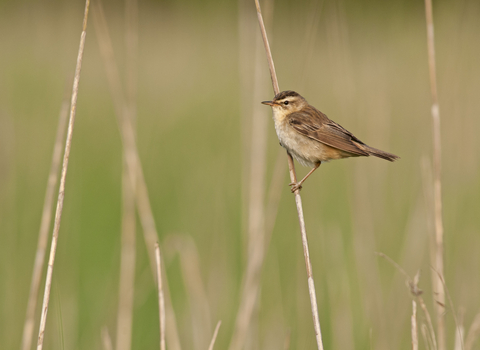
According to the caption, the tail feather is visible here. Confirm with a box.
[354,142,400,162]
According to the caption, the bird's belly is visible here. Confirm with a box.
[274,120,349,167]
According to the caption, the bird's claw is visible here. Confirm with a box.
[289,182,302,193]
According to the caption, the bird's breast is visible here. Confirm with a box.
[272,112,350,166]
[273,115,317,167]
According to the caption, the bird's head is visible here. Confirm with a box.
[261,90,307,113]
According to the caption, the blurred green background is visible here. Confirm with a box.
[1,0,480,349]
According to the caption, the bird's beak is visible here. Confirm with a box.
[261,100,277,106]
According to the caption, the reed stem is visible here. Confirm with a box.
[254,1,324,349]
[36,1,91,349]
[21,82,70,350]
[115,0,138,349]
[155,243,166,350]
[423,0,445,348]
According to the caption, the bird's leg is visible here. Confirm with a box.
[289,162,321,193]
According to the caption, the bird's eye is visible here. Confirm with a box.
[284,100,289,105]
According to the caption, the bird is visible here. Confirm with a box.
[262,90,399,192]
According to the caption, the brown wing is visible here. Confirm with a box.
[287,108,369,157]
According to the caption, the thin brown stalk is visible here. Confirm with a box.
[454,320,464,350]
[423,0,446,348]
[422,324,433,350]
[21,82,70,350]
[166,235,211,349]
[115,0,138,349]
[134,249,181,350]
[155,243,166,350]
[116,159,137,350]
[229,6,271,348]
[412,300,419,350]
[124,0,138,111]
[375,252,410,280]
[94,5,182,348]
[92,0,158,276]
[36,1,91,349]
[94,6,182,348]
[254,0,279,93]
[376,253,437,350]
[435,270,464,350]
[238,0,254,254]
[162,278,183,350]
[419,297,438,350]
[254,1,324,349]
[207,321,222,350]
[229,136,286,349]
[465,312,480,350]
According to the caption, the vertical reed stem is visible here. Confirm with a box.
[21,83,70,350]
[208,321,222,350]
[423,1,445,349]
[93,6,183,349]
[155,243,166,350]
[115,0,138,349]
[412,300,419,350]
[36,1,91,349]
[92,0,158,276]
[254,1,324,349]
[229,3,271,348]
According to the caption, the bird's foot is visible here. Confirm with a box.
[289,182,303,193]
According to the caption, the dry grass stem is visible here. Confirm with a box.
[465,312,480,350]
[116,159,137,350]
[124,0,138,112]
[376,252,437,350]
[375,252,410,281]
[93,9,183,348]
[455,322,465,350]
[254,1,324,349]
[207,321,222,350]
[229,8,272,348]
[423,0,446,348]
[166,235,211,348]
[102,327,114,350]
[419,297,438,350]
[254,0,279,94]
[21,82,70,350]
[412,300,419,350]
[92,0,159,275]
[422,324,433,350]
[163,280,183,350]
[155,243,166,350]
[35,1,91,349]
[435,270,464,350]
[115,0,138,349]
